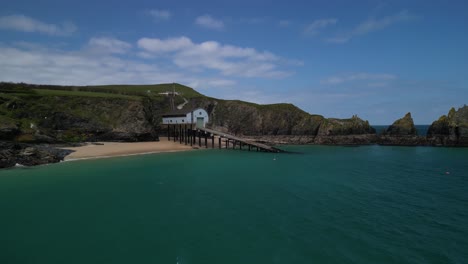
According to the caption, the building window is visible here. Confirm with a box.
[170,120,172,123]
[199,111,202,115]
[182,120,185,122]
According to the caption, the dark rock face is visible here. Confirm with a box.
[378,112,424,146]
[208,101,324,136]
[316,115,376,136]
[1,95,161,143]
[0,116,20,140]
[427,106,468,146]
[385,112,417,135]
[0,124,19,140]
[313,115,377,145]
[211,107,378,145]
[245,116,378,145]
[0,141,74,169]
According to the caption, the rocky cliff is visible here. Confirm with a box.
[378,112,427,146]
[209,101,324,136]
[0,82,339,144]
[1,82,466,168]
[427,106,468,146]
[0,141,73,168]
[0,83,174,143]
[245,115,378,145]
[384,112,417,135]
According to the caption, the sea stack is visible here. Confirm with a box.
[384,112,417,135]
[378,112,426,146]
[427,105,468,146]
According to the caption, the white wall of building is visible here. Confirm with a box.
[162,116,188,125]
[162,108,209,127]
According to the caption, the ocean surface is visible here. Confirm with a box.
[373,125,430,135]
[1,146,467,264]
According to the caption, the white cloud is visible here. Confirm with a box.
[327,10,417,43]
[137,37,193,53]
[138,36,295,78]
[0,35,299,95]
[304,18,338,36]
[0,42,236,89]
[195,15,224,30]
[88,37,132,54]
[0,14,76,36]
[148,9,172,21]
[321,73,397,85]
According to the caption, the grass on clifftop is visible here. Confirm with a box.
[1,82,204,100]
[33,89,142,100]
[88,83,204,98]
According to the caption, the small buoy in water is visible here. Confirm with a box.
[445,171,450,175]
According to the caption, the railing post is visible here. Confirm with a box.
[204,132,208,148]
[198,131,201,147]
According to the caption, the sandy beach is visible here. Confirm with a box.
[62,138,196,161]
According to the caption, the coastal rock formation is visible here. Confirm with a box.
[314,115,377,145]
[0,141,73,169]
[378,112,427,146]
[245,116,378,145]
[0,83,162,143]
[384,112,417,135]
[316,115,376,136]
[208,101,324,136]
[427,106,468,146]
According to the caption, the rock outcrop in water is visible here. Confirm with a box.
[378,112,427,146]
[385,113,417,135]
[313,115,377,145]
[246,115,378,145]
[0,141,73,168]
[427,106,468,146]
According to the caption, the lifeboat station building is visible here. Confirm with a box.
[162,108,209,128]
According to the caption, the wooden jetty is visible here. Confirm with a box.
[165,124,283,153]
[198,127,282,153]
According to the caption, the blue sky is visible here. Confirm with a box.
[0,0,467,124]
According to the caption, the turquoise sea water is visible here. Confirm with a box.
[1,146,467,264]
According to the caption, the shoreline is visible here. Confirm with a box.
[61,138,196,161]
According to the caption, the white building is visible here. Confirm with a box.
[162,108,209,128]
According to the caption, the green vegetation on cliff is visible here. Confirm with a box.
[1,82,376,143]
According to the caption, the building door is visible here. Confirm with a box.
[196,117,204,128]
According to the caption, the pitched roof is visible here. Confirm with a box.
[162,107,205,117]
